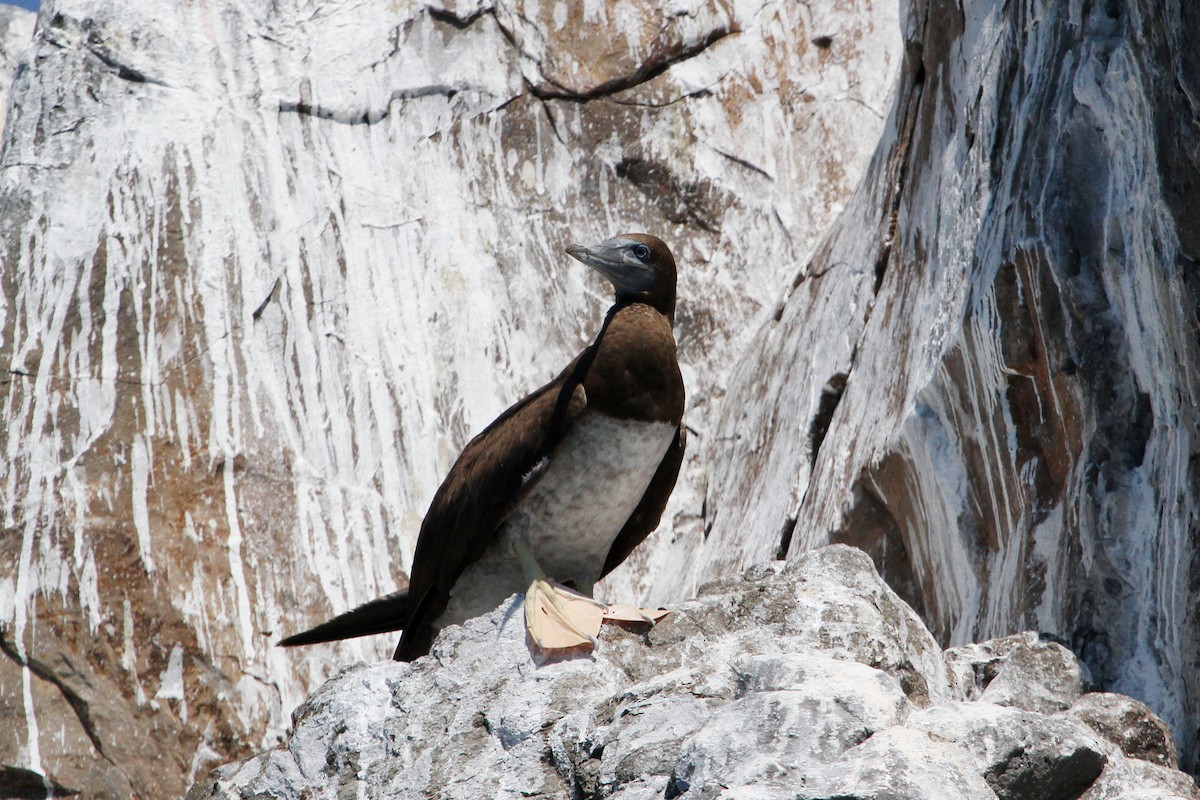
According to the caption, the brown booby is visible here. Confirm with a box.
[280,234,685,661]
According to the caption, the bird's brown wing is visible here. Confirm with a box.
[600,425,686,579]
[277,371,586,658]
[394,364,589,660]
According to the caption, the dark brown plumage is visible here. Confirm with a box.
[280,234,685,661]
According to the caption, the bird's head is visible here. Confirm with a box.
[566,233,677,320]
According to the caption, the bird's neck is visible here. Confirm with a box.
[609,293,674,325]
[579,302,683,423]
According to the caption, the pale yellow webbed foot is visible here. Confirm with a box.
[512,539,670,654]
[524,578,607,650]
[601,604,671,624]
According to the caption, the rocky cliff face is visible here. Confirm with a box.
[0,0,899,796]
[187,547,1199,800]
[696,0,1200,775]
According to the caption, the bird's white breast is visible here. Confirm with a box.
[437,412,676,627]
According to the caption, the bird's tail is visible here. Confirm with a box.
[278,590,409,646]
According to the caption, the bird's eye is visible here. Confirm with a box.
[632,244,650,261]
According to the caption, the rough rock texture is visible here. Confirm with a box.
[945,631,1088,714]
[186,546,1198,800]
[696,0,1200,775]
[0,7,33,137]
[0,0,900,794]
[1070,692,1181,769]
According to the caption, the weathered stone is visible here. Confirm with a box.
[1080,755,1200,800]
[666,654,911,796]
[946,631,1086,713]
[0,6,33,139]
[697,0,1200,775]
[184,547,1198,800]
[4,0,1200,792]
[910,702,1106,800]
[0,1,900,792]
[1070,692,1180,768]
[682,546,952,708]
[793,727,1001,800]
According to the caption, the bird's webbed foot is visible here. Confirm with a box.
[512,539,604,650]
[524,577,607,650]
[511,539,668,654]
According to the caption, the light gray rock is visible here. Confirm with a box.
[792,727,1001,800]
[1080,756,1200,800]
[186,546,1199,800]
[4,0,1200,793]
[665,654,911,795]
[910,703,1106,800]
[1070,692,1180,768]
[0,5,33,137]
[698,0,1200,776]
[946,631,1087,713]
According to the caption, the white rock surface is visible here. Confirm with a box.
[0,5,33,136]
[185,546,1197,800]
[946,632,1087,714]
[696,0,1200,774]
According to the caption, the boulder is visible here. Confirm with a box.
[186,546,1198,799]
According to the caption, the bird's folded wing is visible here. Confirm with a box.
[395,365,590,660]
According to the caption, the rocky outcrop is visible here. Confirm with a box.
[695,0,1200,774]
[186,546,1197,800]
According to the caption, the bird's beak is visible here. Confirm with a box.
[566,237,655,296]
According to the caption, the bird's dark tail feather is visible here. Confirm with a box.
[278,590,409,647]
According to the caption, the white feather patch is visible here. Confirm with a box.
[437,411,676,628]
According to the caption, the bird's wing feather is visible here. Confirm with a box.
[600,425,686,578]
[395,361,589,660]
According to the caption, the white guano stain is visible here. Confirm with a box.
[130,434,155,573]
[155,644,189,723]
